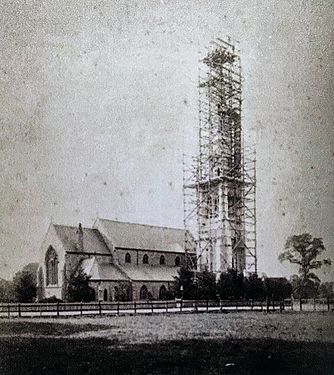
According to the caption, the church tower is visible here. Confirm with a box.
[183,38,256,277]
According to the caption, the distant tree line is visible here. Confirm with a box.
[170,266,334,301]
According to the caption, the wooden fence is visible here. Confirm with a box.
[0,298,332,318]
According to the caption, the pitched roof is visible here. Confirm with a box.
[81,257,129,281]
[53,224,111,254]
[118,264,179,282]
[81,258,178,282]
[96,218,190,253]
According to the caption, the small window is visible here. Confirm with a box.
[175,256,180,266]
[159,255,165,265]
[125,252,131,263]
[143,254,149,264]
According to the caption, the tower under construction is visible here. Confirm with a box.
[183,38,257,276]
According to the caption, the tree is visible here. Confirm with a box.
[264,277,293,300]
[279,233,331,298]
[172,267,217,300]
[244,273,265,300]
[22,263,39,284]
[172,266,197,299]
[0,278,15,302]
[196,270,217,300]
[65,267,95,302]
[13,270,37,302]
[218,269,244,300]
[289,274,319,299]
[318,282,334,299]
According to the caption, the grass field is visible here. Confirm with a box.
[0,312,333,374]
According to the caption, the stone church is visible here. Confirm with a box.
[37,218,195,301]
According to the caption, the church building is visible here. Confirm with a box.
[37,218,195,301]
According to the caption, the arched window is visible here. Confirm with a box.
[103,288,108,302]
[140,285,148,300]
[159,285,167,300]
[159,255,165,265]
[125,253,131,263]
[143,254,149,264]
[175,256,180,266]
[45,246,58,286]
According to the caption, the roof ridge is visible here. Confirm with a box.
[53,223,94,230]
[98,218,184,231]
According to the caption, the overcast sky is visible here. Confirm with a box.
[0,0,333,280]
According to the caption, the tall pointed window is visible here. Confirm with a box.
[159,255,166,265]
[45,246,58,286]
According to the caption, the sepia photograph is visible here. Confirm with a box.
[0,1,333,374]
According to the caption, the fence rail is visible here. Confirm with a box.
[0,298,332,318]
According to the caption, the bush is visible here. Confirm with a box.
[114,282,132,302]
[40,296,63,303]
[172,267,217,300]
[65,267,95,302]
[264,277,292,300]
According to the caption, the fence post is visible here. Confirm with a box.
[117,302,120,315]
[7,304,10,318]
[134,301,137,314]
[180,299,183,312]
[266,297,269,313]
[313,298,316,311]
[18,303,21,318]
[328,297,330,311]
[151,301,154,314]
[166,301,168,313]
[57,301,60,318]
[272,298,275,312]
[300,298,302,311]
[206,300,209,312]
[251,299,253,311]
[80,302,83,317]
[99,301,102,316]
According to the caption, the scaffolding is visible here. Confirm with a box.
[183,38,257,276]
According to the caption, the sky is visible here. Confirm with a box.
[0,0,333,280]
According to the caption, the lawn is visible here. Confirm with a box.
[0,312,333,374]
